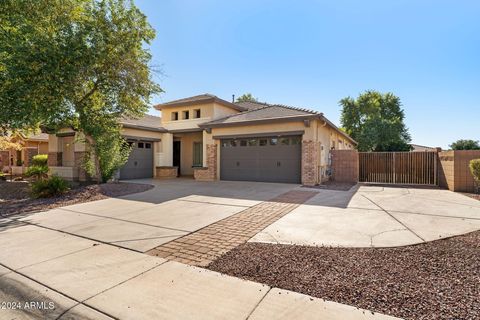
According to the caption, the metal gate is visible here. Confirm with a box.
[359,152,437,185]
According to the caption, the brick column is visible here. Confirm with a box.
[194,144,217,181]
[48,152,62,166]
[301,140,319,186]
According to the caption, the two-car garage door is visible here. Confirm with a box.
[220,136,302,183]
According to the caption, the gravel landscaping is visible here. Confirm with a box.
[463,192,480,201]
[208,232,480,320]
[0,181,153,217]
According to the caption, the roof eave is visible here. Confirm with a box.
[122,124,167,133]
[319,115,357,145]
[199,114,319,129]
[154,97,247,112]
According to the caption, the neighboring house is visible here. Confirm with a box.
[48,94,356,185]
[0,133,49,174]
[410,144,439,152]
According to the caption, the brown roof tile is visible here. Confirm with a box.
[154,94,246,112]
[120,114,166,132]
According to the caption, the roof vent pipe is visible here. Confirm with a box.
[232,94,235,103]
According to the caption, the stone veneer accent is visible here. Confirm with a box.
[194,144,217,181]
[47,152,62,166]
[156,166,178,179]
[331,150,359,183]
[301,140,319,186]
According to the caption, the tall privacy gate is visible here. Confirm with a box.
[359,152,438,185]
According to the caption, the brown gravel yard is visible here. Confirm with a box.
[463,192,480,201]
[208,231,480,320]
[0,181,153,217]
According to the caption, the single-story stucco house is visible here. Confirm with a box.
[1,132,49,175]
[47,94,356,185]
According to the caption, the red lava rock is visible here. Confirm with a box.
[208,233,480,320]
[0,181,153,216]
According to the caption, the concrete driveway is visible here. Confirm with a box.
[0,225,399,320]
[251,185,480,247]
[2,179,478,319]
[11,179,297,252]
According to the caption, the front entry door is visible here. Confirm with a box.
[173,141,181,175]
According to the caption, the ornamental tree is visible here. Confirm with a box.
[340,91,412,152]
[449,139,480,150]
[0,0,162,182]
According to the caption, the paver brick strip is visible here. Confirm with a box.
[147,190,317,266]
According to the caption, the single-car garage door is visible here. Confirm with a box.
[120,140,153,179]
[220,136,302,183]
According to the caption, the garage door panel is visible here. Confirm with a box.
[120,141,153,180]
[220,136,301,184]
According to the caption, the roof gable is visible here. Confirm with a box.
[154,94,246,112]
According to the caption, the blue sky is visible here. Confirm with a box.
[136,0,479,149]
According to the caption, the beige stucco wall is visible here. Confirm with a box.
[210,121,312,139]
[160,103,214,131]
[159,102,238,131]
[174,131,203,176]
[212,102,239,119]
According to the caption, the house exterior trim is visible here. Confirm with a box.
[199,115,319,129]
[212,130,305,140]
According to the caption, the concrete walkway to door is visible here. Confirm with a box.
[252,184,480,247]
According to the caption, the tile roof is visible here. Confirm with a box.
[154,94,247,112]
[26,132,49,141]
[120,114,166,132]
[200,103,320,126]
[234,101,270,110]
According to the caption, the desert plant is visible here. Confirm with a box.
[31,175,69,198]
[25,154,49,181]
[470,159,480,194]
[25,165,49,181]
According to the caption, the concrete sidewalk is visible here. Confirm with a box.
[0,224,400,320]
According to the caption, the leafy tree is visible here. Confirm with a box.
[449,139,480,150]
[0,0,161,182]
[340,91,412,151]
[0,136,22,151]
[236,93,258,103]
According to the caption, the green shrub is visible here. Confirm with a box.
[25,165,49,180]
[31,154,48,166]
[470,159,480,194]
[26,154,49,181]
[31,175,70,198]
